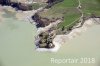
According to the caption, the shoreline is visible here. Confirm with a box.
[34,0,100,52]
[0,1,100,52]
[32,0,100,52]
[35,18,100,52]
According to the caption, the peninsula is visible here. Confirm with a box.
[0,0,100,52]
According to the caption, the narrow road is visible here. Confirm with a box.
[64,0,84,29]
[77,0,84,24]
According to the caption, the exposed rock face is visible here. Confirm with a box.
[33,0,62,3]
[46,0,64,8]
[47,0,57,3]
[0,0,11,5]
[31,0,64,28]
[37,32,55,48]
[11,2,32,11]
[32,13,60,28]
[0,0,33,11]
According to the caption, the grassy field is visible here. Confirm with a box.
[81,0,100,16]
[31,3,47,10]
[38,0,100,29]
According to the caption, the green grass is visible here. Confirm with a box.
[58,12,80,28]
[39,0,80,28]
[39,0,100,29]
[31,3,46,10]
[81,0,100,16]
[54,0,78,7]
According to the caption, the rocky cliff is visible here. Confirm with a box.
[0,0,33,11]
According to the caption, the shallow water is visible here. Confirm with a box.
[0,17,100,66]
[0,18,37,66]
